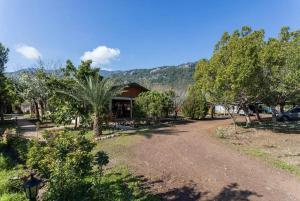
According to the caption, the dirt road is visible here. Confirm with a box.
[130,119,300,201]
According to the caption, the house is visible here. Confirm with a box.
[20,102,31,114]
[110,83,148,119]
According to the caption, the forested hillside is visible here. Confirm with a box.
[8,62,196,91]
[109,62,196,90]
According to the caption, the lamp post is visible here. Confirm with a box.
[23,173,41,201]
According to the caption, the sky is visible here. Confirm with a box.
[1,0,300,72]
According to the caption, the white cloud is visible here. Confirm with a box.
[15,44,42,60]
[101,67,113,71]
[81,45,120,66]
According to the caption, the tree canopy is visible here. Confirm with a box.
[194,26,300,125]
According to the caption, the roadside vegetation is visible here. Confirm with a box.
[215,123,300,177]
[193,26,300,126]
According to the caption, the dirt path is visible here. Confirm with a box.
[129,119,300,201]
[16,116,37,138]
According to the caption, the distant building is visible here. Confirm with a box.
[110,83,148,119]
[20,102,31,114]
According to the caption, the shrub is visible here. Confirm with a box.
[26,142,49,176]
[43,163,91,201]
[27,130,95,178]
[0,170,24,197]
[0,192,26,201]
[0,154,14,170]
[95,151,109,175]
[135,91,174,120]
[27,130,97,200]
[6,135,31,163]
[182,84,208,119]
[27,130,157,200]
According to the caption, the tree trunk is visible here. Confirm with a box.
[93,114,102,136]
[279,103,285,113]
[254,104,261,122]
[243,106,252,127]
[225,106,237,133]
[270,106,278,122]
[211,105,215,119]
[39,101,44,122]
[30,103,33,118]
[245,115,251,126]
[34,101,40,121]
[74,116,78,129]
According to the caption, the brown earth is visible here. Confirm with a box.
[127,119,300,201]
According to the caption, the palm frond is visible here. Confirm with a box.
[58,76,120,116]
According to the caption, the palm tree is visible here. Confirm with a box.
[61,76,121,136]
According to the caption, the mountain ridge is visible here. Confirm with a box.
[6,61,197,91]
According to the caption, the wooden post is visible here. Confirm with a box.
[130,98,133,120]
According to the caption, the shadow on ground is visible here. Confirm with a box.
[134,174,262,201]
[157,183,261,201]
[122,120,193,139]
[125,117,230,139]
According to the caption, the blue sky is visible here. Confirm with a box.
[1,0,300,72]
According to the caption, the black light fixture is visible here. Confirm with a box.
[23,173,41,201]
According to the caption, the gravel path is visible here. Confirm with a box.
[130,119,300,201]
[16,116,38,139]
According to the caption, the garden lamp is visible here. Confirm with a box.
[23,173,41,201]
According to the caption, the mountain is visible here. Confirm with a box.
[7,62,197,91]
[6,68,61,77]
[108,62,196,90]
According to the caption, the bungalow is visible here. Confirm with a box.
[110,83,148,119]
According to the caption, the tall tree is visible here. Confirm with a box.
[195,27,265,126]
[61,76,120,136]
[182,84,208,119]
[48,59,101,128]
[0,43,9,122]
[260,27,300,119]
[16,69,49,121]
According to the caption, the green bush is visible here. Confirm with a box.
[43,164,91,201]
[6,135,31,163]
[0,192,26,201]
[27,130,158,200]
[182,84,208,119]
[0,154,14,170]
[135,90,174,120]
[27,130,95,178]
[26,130,96,200]
[0,170,24,197]
[26,142,49,176]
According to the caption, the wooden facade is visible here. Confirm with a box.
[110,83,148,119]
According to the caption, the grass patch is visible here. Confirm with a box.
[98,166,160,201]
[0,170,26,201]
[215,126,300,178]
[93,134,141,160]
[235,145,300,177]
[92,127,155,158]
[237,120,300,134]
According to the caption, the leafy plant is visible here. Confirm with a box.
[94,151,109,177]
[182,84,208,119]
[0,170,25,200]
[135,90,174,120]
[60,76,121,136]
